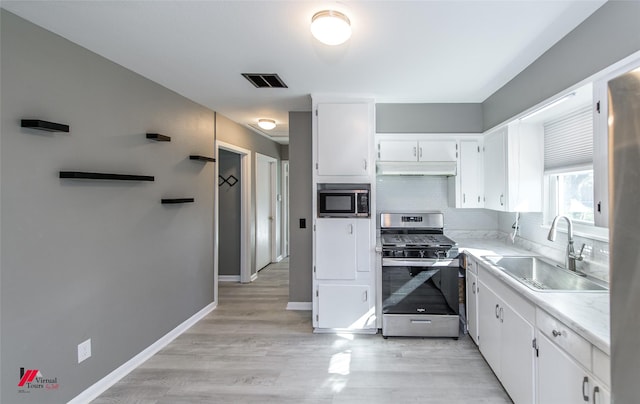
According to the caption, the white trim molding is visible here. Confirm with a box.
[218,275,241,282]
[286,302,312,311]
[68,302,217,404]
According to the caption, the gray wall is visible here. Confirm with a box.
[377,103,483,133]
[483,0,640,130]
[216,114,281,276]
[218,150,241,276]
[280,144,290,160]
[1,10,215,403]
[288,111,313,303]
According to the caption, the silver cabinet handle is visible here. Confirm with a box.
[499,307,504,323]
[472,282,476,294]
[500,194,504,206]
[593,386,600,404]
[495,304,500,319]
[363,159,367,170]
[552,329,561,337]
[582,376,589,401]
[419,147,423,158]
[413,146,417,157]
[463,193,466,203]
[348,224,354,234]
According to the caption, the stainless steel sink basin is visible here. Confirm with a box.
[482,256,608,292]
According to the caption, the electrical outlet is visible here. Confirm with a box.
[78,339,91,363]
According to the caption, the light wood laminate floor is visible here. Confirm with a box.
[93,260,511,403]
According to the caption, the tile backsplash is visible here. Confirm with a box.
[376,175,498,230]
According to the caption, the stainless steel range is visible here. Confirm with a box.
[380,212,460,338]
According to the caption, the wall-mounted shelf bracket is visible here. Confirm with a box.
[189,155,216,162]
[59,171,154,181]
[22,119,70,132]
[146,133,171,142]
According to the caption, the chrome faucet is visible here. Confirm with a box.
[547,215,585,272]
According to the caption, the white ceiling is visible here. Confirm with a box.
[2,0,607,144]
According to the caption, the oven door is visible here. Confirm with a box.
[381,259,460,337]
[382,260,459,316]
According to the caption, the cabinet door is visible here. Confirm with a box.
[316,219,356,280]
[317,103,371,176]
[459,140,483,208]
[501,303,535,404]
[378,140,417,161]
[477,280,502,375]
[466,270,478,344]
[483,128,507,211]
[537,333,590,404]
[418,140,457,162]
[356,219,371,272]
[317,284,372,329]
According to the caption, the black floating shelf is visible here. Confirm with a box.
[161,198,195,204]
[22,119,70,133]
[60,171,154,181]
[189,155,216,163]
[146,133,171,142]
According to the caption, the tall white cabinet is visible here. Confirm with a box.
[312,97,377,332]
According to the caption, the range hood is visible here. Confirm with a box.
[376,161,457,176]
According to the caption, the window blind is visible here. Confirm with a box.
[544,105,593,171]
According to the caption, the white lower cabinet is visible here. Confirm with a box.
[537,333,610,404]
[478,277,535,404]
[317,284,372,329]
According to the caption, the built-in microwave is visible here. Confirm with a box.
[317,184,370,218]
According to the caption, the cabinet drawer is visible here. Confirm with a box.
[466,256,477,274]
[537,309,591,370]
[382,314,459,338]
[593,346,610,387]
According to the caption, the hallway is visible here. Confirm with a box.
[93,260,510,403]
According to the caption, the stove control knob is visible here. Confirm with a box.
[419,250,425,258]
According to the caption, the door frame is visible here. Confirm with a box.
[281,160,290,258]
[216,141,252,284]
[255,153,278,272]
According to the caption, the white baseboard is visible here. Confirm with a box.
[286,302,312,311]
[219,275,241,282]
[68,301,217,404]
[250,272,258,282]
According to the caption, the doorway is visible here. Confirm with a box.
[216,142,252,284]
[255,153,277,272]
[281,160,290,258]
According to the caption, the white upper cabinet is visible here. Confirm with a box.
[450,138,484,208]
[316,102,373,178]
[483,122,543,212]
[378,139,457,162]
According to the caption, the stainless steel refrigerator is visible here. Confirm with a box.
[609,66,640,403]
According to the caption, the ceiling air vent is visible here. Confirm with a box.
[241,73,288,89]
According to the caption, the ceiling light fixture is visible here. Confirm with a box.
[311,10,351,46]
[258,119,276,130]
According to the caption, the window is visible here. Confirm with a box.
[542,99,605,237]
[548,169,594,225]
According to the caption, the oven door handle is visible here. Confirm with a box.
[382,258,455,267]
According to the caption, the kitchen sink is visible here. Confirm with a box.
[482,255,608,292]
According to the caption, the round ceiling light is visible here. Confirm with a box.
[310,10,351,46]
[258,119,276,130]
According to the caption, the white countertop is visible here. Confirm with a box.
[458,237,610,355]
